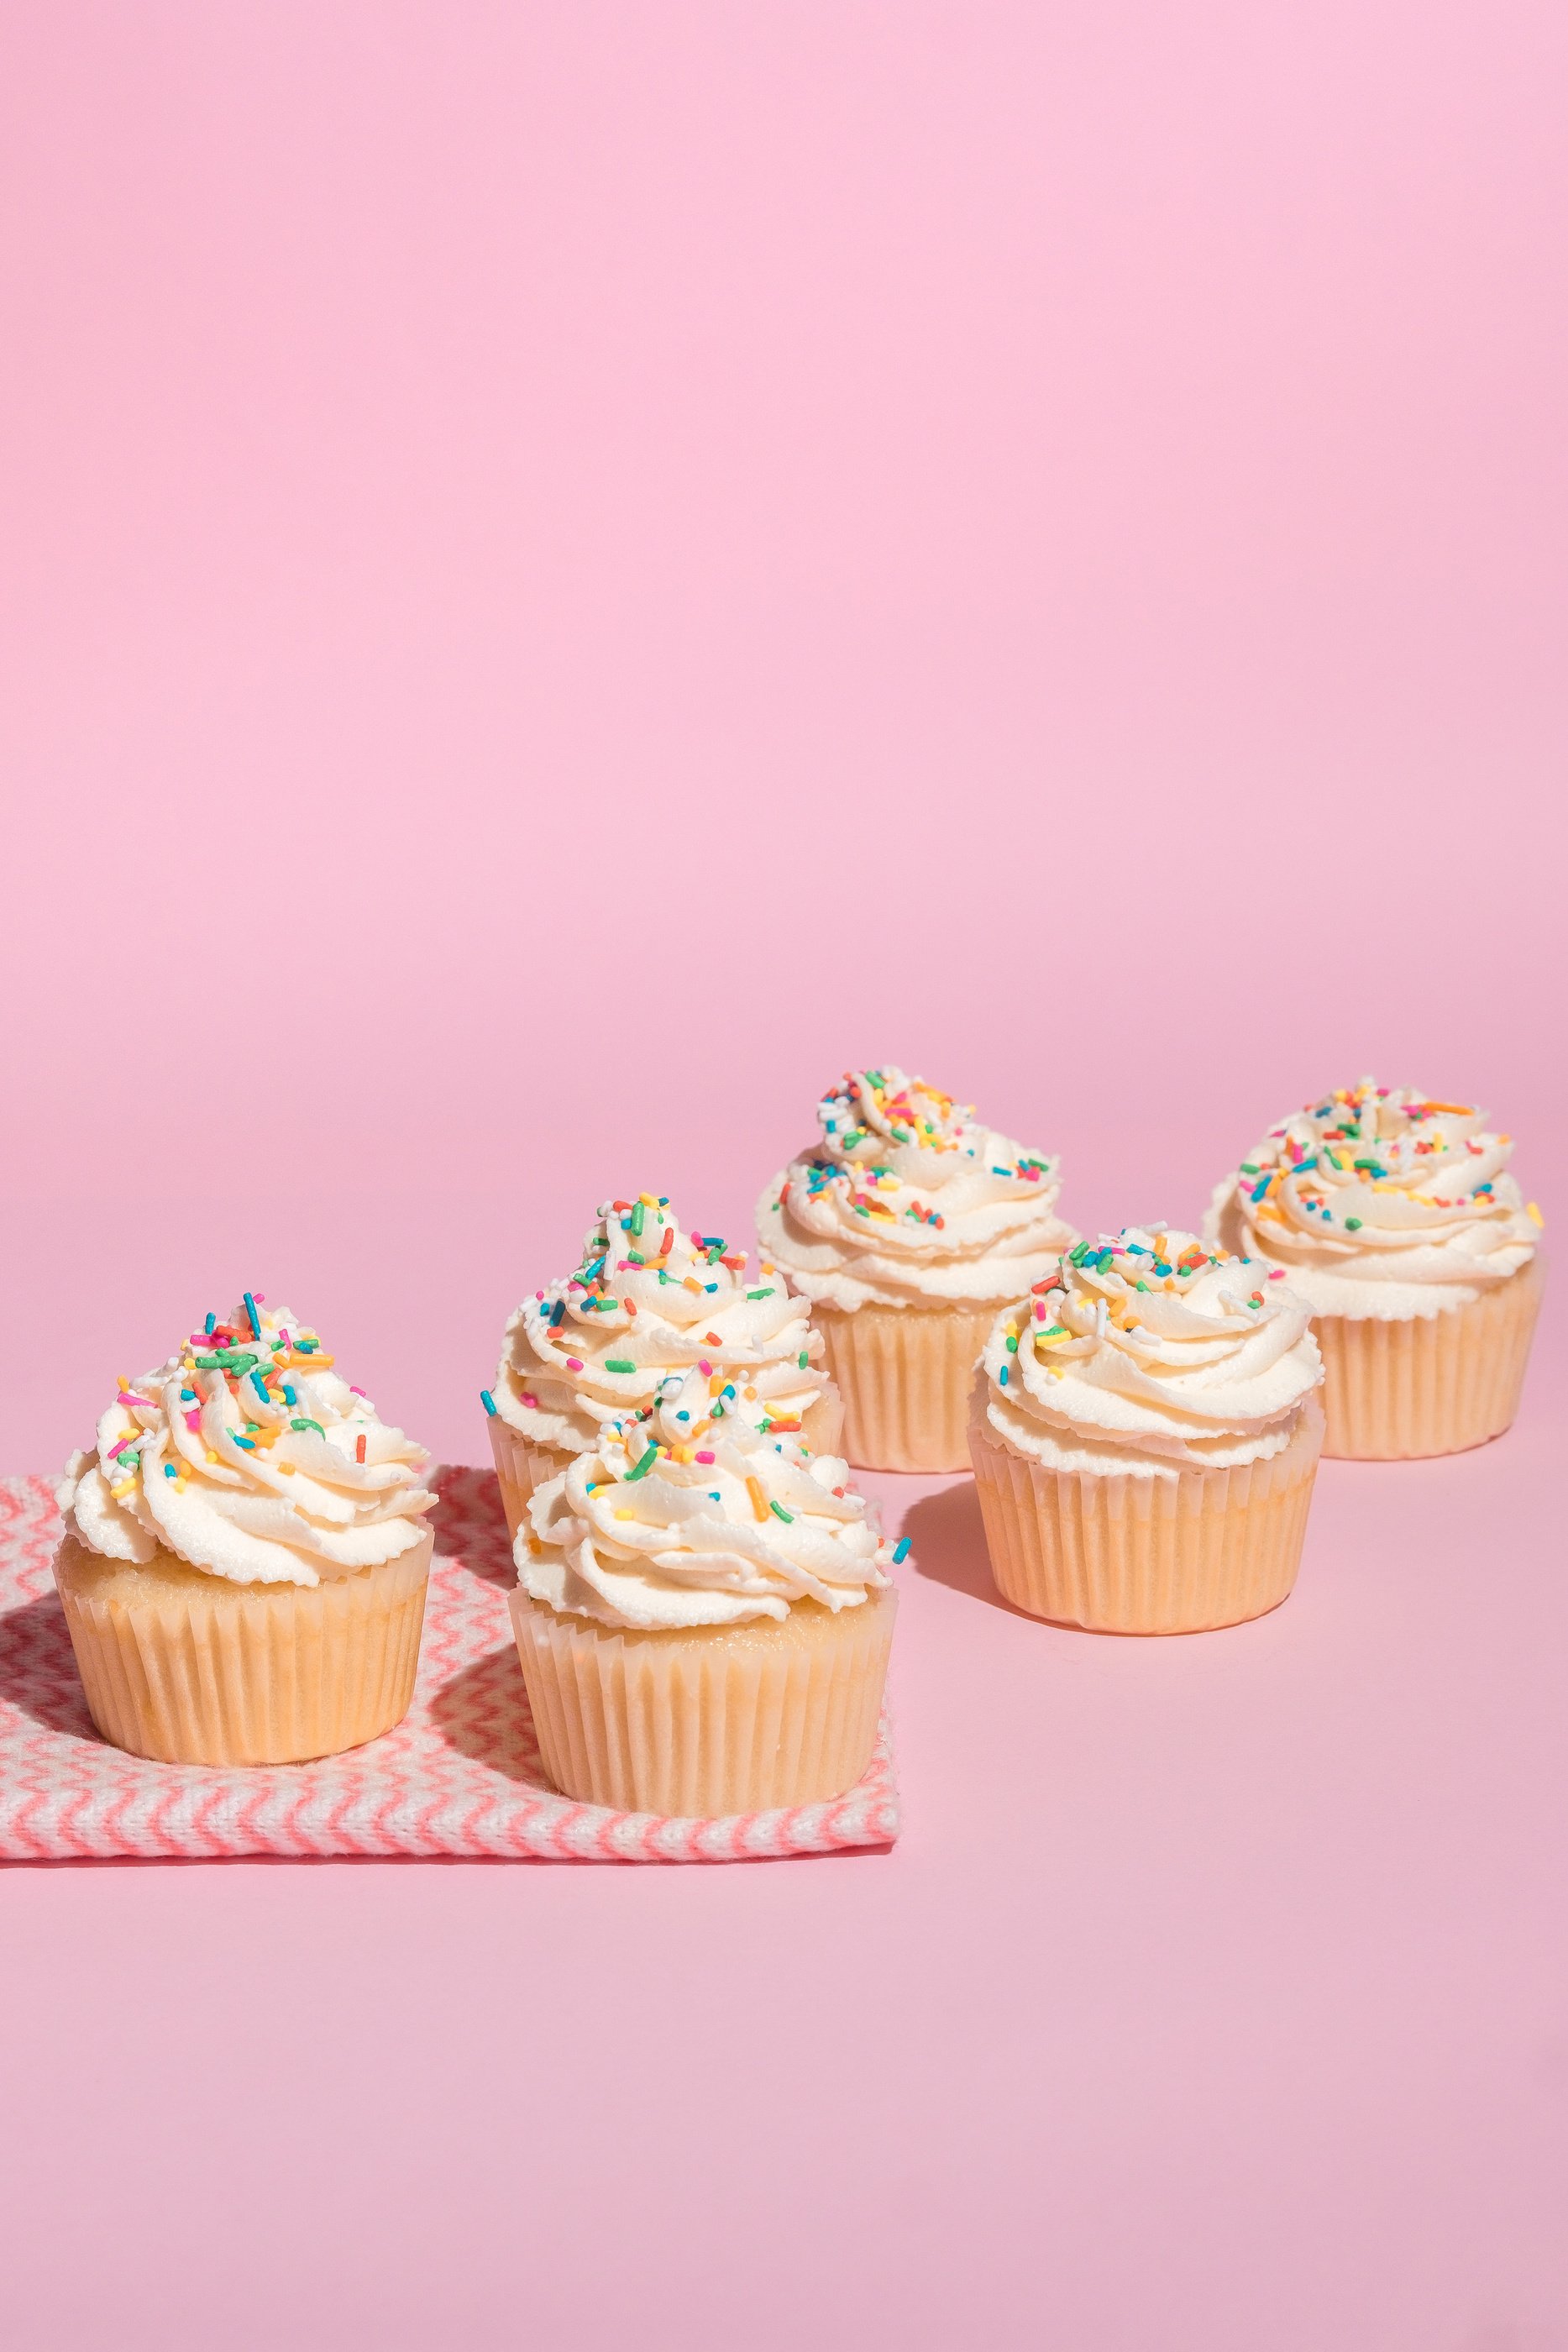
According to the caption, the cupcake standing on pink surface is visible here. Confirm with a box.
[758,1065,1077,1473]
[1207,1080,1544,1458]
[969,1227,1325,1634]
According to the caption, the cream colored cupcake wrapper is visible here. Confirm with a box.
[488,1416,572,1539]
[1314,1252,1544,1460]
[509,1583,897,1816]
[814,1302,999,1473]
[54,1530,433,1767]
[969,1399,1323,1635]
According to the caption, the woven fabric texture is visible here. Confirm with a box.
[0,1471,899,1863]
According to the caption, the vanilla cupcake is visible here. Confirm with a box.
[511,1369,899,1814]
[758,1067,1077,1472]
[54,1295,434,1764]
[969,1229,1324,1633]
[483,1195,843,1538]
[1207,1081,1544,1458]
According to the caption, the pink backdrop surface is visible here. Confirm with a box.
[2,4,1564,2346]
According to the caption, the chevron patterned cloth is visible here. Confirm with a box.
[0,1470,899,1862]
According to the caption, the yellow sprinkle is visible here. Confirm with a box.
[278,1462,295,1475]
[1528,1201,1544,1226]
[709,1375,725,1395]
[615,1507,634,1520]
[747,1476,770,1522]
[116,1375,131,1392]
[110,1480,136,1500]
[683,1277,701,1293]
[639,1192,658,1206]
[206,1449,218,1462]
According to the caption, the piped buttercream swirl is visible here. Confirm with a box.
[977,1226,1323,1476]
[55,1297,433,1587]
[494,1197,832,1452]
[758,1066,1076,1310]
[517,1369,894,1630]
[1206,1079,1540,1319]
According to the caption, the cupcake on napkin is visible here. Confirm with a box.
[969,1228,1324,1633]
[758,1066,1076,1471]
[511,1368,899,1815]
[484,1194,842,1536]
[55,1294,434,1765]
[1206,1080,1544,1458]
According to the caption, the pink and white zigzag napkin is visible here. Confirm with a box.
[0,1470,899,1863]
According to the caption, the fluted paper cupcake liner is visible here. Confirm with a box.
[54,1531,433,1766]
[488,1416,571,1539]
[509,1583,897,1815]
[813,1302,1000,1472]
[969,1399,1323,1634]
[1314,1252,1544,1460]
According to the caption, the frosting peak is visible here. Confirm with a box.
[1206,1079,1540,1318]
[492,1197,833,1452]
[977,1226,1323,1475]
[56,1296,434,1586]
[517,1368,894,1630]
[759,1065,1077,1311]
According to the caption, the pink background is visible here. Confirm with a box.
[2,5,1564,2345]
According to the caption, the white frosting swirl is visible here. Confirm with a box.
[55,1296,434,1587]
[977,1227,1323,1477]
[758,1066,1077,1310]
[493,1198,832,1452]
[517,1369,894,1630]
[1206,1079,1541,1319]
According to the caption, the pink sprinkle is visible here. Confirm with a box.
[565,1357,584,1372]
[1268,1268,1287,1280]
[698,1359,712,1376]
[695,1450,716,1464]
[119,1393,160,1411]
[522,1392,538,1409]
[535,1289,545,1299]
[106,1434,137,1460]
[349,1385,366,1396]
[185,1410,202,1431]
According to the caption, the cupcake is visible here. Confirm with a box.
[757,1066,1077,1471]
[969,1228,1324,1633]
[54,1294,435,1765]
[483,1194,842,1539]
[1206,1081,1544,1458]
[511,1368,899,1814]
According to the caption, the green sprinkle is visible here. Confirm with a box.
[1345,1216,1363,1231]
[290,1418,325,1437]
[746,1288,774,1301]
[1240,1163,1260,1175]
[1005,1334,1018,1353]
[605,1358,637,1374]
[768,1499,794,1524]
[631,1201,645,1237]
[798,1351,809,1369]
[624,1441,660,1482]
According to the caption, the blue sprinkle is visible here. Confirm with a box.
[243,1291,261,1339]
[999,1364,1009,1384]
[164,1462,177,1478]
[892,1536,911,1565]
[282,1385,296,1406]
[676,1410,690,1421]
[204,1312,216,1335]
[480,1389,497,1416]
